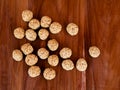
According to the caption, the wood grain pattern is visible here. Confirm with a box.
[0,0,86,90]
[86,0,120,90]
[0,0,120,90]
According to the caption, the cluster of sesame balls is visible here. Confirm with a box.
[12,10,100,80]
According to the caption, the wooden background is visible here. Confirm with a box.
[0,0,120,90]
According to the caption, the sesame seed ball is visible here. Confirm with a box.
[66,23,79,36]
[89,46,100,58]
[22,10,33,22]
[12,49,23,61]
[49,22,62,34]
[25,29,37,41]
[28,66,41,78]
[25,54,38,66]
[43,68,56,80]
[76,58,87,71]
[48,55,59,66]
[47,39,59,51]
[62,59,74,71]
[28,19,40,30]
[41,16,52,28]
[59,47,72,59]
[38,29,49,40]
[14,27,25,39]
[37,48,49,59]
[21,43,34,55]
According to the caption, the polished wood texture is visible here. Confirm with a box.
[0,0,120,90]
[85,0,120,90]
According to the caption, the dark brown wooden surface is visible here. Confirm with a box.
[0,0,120,90]
[85,0,120,90]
